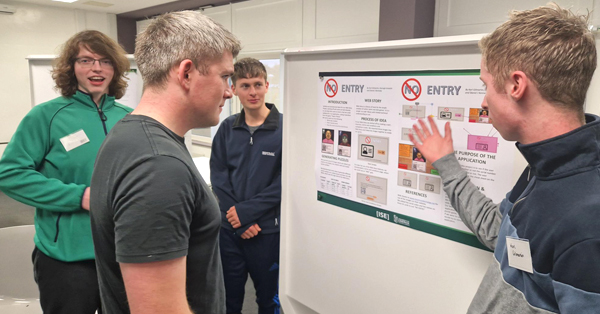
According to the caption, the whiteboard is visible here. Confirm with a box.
[27,55,143,109]
[279,34,531,314]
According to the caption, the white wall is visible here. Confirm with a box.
[0,0,117,159]
[435,0,599,36]
[434,0,600,115]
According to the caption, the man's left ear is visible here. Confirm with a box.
[508,71,527,101]
[178,59,194,89]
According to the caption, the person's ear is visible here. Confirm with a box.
[507,71,527,101]
[178,59,194,89]
[231,83,238,96]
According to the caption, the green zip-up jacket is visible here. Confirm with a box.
[0,90,132,262]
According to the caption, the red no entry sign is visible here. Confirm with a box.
[402,78,421,101]
[324,79,338,98]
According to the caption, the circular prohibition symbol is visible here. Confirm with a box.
[324,78,338,98]
[402,78,422,101]
[365,136,371,144]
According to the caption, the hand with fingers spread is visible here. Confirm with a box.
[241,224,261,240]
[408,116,455,164]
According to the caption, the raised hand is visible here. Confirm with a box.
[408,116,454,164]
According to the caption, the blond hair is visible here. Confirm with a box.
[479,3,596,113]
[135,11,241,89]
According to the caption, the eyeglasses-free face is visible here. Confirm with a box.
[75,57,113,69]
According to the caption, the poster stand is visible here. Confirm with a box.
[279,34,529,314]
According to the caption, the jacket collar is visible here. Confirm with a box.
[72,90,114,111]
[517,114,600,179]
[233,103,280,130]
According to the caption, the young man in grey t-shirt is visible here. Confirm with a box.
[90,11,241,314]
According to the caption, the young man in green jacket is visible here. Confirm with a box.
[0,30,131,314]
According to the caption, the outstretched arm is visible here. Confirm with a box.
[409,116,501,249]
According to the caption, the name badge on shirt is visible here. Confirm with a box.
[60,129,90,152]
[506,237,533,273]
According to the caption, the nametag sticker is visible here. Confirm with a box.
[60,129,90,152]
[506,237,533,273]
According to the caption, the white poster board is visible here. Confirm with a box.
[280,35,528,314]
[314,71,516,250]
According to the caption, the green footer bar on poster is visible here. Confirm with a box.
[317,191,491,251]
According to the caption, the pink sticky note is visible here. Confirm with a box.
[467,135,498,153]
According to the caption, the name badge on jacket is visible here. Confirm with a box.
[60,129,90,152]
[506,237,533,273]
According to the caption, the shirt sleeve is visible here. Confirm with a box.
[113,155,196,264]
[433,153,502,250]
[0,107,86,212]
[553,239,600,313]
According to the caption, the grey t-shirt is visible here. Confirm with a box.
[90,114,224,314]
[248,124,261,135]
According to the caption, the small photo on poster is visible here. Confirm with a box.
[338,131,351,157]
[437,107,465,122]
[358,135,389,164]
[478,109,489,123]
[412,147,426,162]
[398,170,418,189]
[402,105,426,119]
[401,128,413,141]
[321,128,334,154]
[468,108,493,124]
[419,174,441,194]
[356,173,388,205]
[398,143,438,175]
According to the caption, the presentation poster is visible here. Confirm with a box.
[315,70,517,250]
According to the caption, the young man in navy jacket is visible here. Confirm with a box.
[210,58,282,314]
[410,4,600,313]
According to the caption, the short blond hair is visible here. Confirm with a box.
[135,11,241,90]
[479,3,596,113]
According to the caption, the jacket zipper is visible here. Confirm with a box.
[97,96,108,135]
[54,95,108,243]
[54,213,62,242]
[510,196,527,216]
[55,94,108,243]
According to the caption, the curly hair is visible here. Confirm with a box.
[52,30,130,99]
